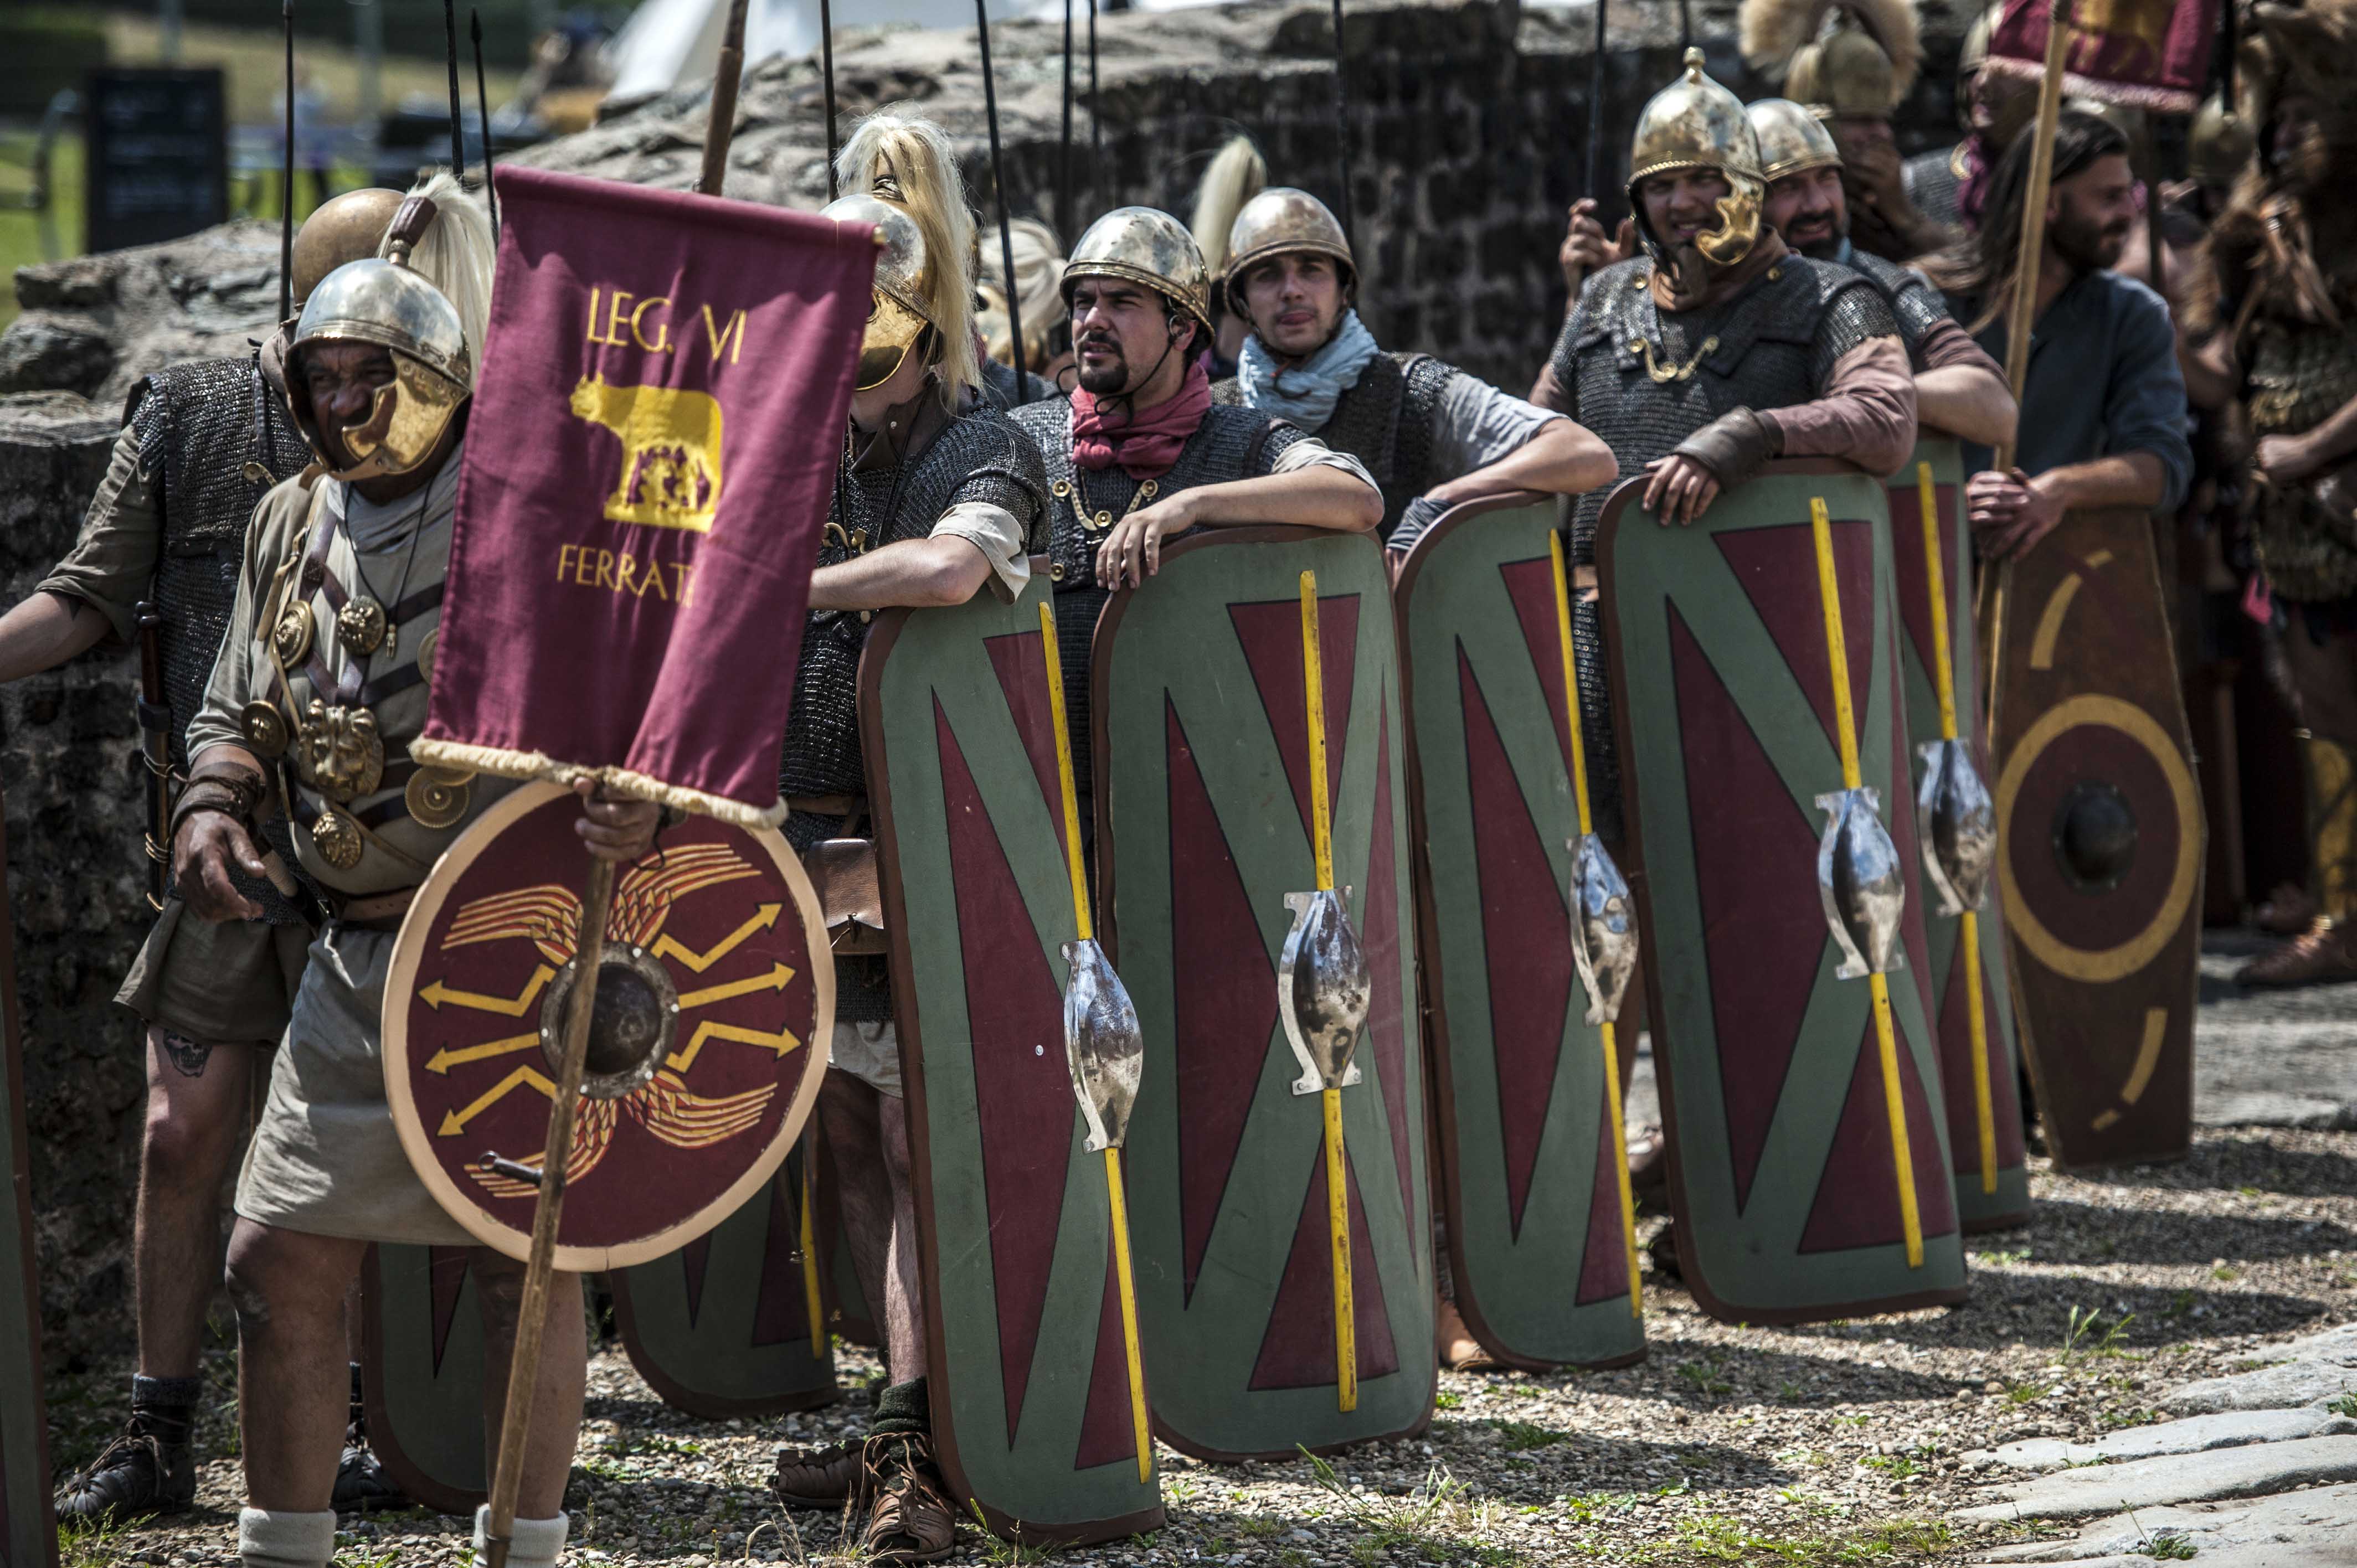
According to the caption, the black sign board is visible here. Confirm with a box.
[84,68,229,254]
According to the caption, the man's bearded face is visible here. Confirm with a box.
[2048,153,2136,274]
[1069,278,1186,397]
[1765,166,1846,257]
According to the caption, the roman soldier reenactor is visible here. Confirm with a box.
[1747,97,2017,448]
[5,187,411,1526]
[2188,0,2357,986]
[765,107,1048,1566]
[1212,185,1615,547]
[1005,205,1381,819]
[171,195,646,1568]
[1532,48,1918,848]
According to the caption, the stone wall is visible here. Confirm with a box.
[0,393,147,1367]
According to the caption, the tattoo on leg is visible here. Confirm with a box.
[161,1031,213,1079]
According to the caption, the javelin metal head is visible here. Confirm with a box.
[1281,888,1370,1096]
[1815,786,1908,979]
[1568,833,1640,1026]
[1062,938,1143,1153]
[1915,738,1995,917]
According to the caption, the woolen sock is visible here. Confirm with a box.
[471,1504,569,1568]
[130,1374,200,1444]
[237,1505,336,1568]
[868,1375,930,1438]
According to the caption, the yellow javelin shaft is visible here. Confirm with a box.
[1102,1148,1154,1482]
[1038,601,1152,1469]
[1810,497,1924,1269]
[1300,571,1355,1409]
[1038,602,1093,942]
[1301,571,1335,892]
[800,1149,825,1360]
[1550,533,1640,1318]
[1917,463,1998,1196]
[1323,1085,1357,1412]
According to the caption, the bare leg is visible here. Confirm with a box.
[472,1252,586,1518]
[136,1027,255,1378]
[877,1098,925,1386]
[819,1069,893,1351]
[225,1220,368,1510]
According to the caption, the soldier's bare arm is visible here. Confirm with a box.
[1094,461,1380,590]
[569,776,662,863]
[1913,363,2016,449]
[2257,389,2357,486]
[169,745,271,921]
[806,534,995,611]
[0,592,111,684]
[1427,418,1615,509]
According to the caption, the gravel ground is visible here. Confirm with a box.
[47,1125,2357,1567]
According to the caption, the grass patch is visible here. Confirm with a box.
[1300,1447,1525,1566]
[1643,1514,1954,1565]
[2063,1304,2138,1361]
[2329,1393,2357,1420]
[1434,1390,1463,1409]
[1493,1420,1565,1452]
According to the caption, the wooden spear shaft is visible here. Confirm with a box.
[481,855,616,1568]
[699,0,750,197]
[280,0,294,323]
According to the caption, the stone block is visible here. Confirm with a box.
[2162,1360,2357,1416]
[1957,1435,2357,1522]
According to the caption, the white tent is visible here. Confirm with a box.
[606,0,1047,102]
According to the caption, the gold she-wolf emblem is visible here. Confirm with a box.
[2071,0,2171,74]
[568,375,725,532]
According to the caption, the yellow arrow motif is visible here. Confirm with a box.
[653,904,782,973]
[420,965,558,1017]
[425,1033,542,1075]
[666,1019,803,1074]
[437,1065,558,1134]
[677,963,795,1010]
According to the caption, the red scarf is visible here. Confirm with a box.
[1070,362,1213,481]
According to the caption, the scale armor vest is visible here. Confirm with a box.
[135,355,314,923]
[777,404,1047,838]
[1903,146,1965,233]
[1213,352,1454,541]
[1013,400,1303,807]
[2246,317,2357,601]
[1548,254,1897,850]
[1844,248,1953,372]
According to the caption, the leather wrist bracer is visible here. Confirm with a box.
[1671,406,1780,488]
[169,770,265,842]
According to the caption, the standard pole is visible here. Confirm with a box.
[1060,0,1075,242]
[974,0,1027,376]
[1087,0,1102,192]
[472,10,499,237]
[1328,0,1354,251]
[1985,0,2073,740]
[699,0,751,196]
[280,0,295,323]
[1583,0,1607,207]
[478,857,616,1568]
[443,0,466,175]
[819,0,840,199]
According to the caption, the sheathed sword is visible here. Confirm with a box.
[1280,571,1371,1414]
[1546,534,1640,1317]
[1037,600,1152,1484]
[1807,496,1923,1268]
[135,601,172,911]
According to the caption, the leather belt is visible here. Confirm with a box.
[786,794,862,819]
[332,885,418,930]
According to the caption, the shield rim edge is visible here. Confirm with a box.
[382,778,835,1271]
[359,1242,489,1516]
[1089,524,1441,1463]
[0,785,58,1566]
[1596,463,1971,1327]
[1393,489,1651,1372]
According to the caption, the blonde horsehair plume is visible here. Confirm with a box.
[979,216,1065,373]
[1190,134,1267,280]
[1741,0,1921,107]
[383,168,497,381]
[837,106,980,407]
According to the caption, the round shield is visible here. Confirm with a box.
[384,781,833,1270]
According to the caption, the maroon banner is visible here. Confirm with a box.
[416,165,874,825]
[1985,0,2219,114]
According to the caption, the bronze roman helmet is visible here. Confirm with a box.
[1740,0,1922,119]
[824,192,936,391]
[1748,97,1843,183]
[2186,92,2254,192]
[289,187,405,313]
[1063,206,1216,341]
[1627,48,1768,271]
[1221,186,1356,314]
[286,199,472,484]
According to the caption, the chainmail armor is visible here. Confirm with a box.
[1845,250,1954,371]
[2246,318,2357,601]
[1903,146,1964,233]
[1013,400,1302,804]
[136,355,313,923]
[1547,254,1896,853]
[1213,352,1453,540]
